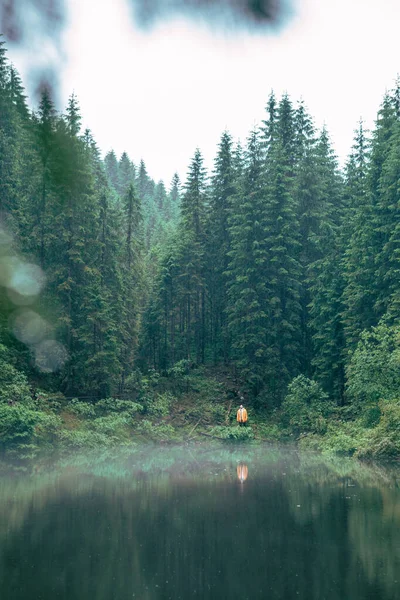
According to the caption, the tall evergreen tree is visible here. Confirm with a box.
[207,130,236,362]
[118,152,136,197]
[104,150,120,192]
[343,90,399,350]
[168,172,181,222]
[177,149,208,362]
[119,183,143,392]
[308,129,346,401]
[65,93,81,137]
[226,129,269,394]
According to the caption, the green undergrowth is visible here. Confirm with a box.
[0,361,259,455]
[209,425,255,442]
[2,337,400,459]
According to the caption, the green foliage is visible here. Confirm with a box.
[145,392,174,417]
[256,422,283,441]
[0,403,61,452]
[298,420,367,456]
[57,429,118,449]
[281,375,335,434]
[69,399,96,417]
[167,359,191,379]
[210,425,254,442]
[88,414,130,436]
[139,368,161,395]
[137,420,178,442]
[184,400,226,425]
[346,321,400,407]
[0,344,32,405]
[2,34,400,457]
[96,398,142,415]
[356,399,400,458]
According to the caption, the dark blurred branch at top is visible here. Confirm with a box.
[1,0,66,103]
[1,0,64,42]
[0,0,291,102]
[129,0,290,30]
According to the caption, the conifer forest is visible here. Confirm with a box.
[1,34,400,458]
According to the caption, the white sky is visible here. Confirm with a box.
[8,0,400,185]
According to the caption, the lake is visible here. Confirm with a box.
[1,444,399,599]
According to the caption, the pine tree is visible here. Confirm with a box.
[263,138,302,400]
[118,152,136,197]
[308,129,346,401]
[374,119,400,321]
[77,143,124,397]
[0,35,8,89]
[207,130,236,362]
[34,88,57,267]
[119,183,143,392]
[342,121,372,349]
[104,150,120,192]
[168,172,181,222]
[65,93,82,137]
[226,129,269,394]
[262,91,277,155]
[137,159,157,248]
[292,101,317,376]
[0,42,27,217]
[176,149,208,363]
[154,180,167,213]
[343,90,398,349]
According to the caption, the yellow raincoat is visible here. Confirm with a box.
[236,407,248,423]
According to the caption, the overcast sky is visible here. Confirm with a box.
[8,0,400,185]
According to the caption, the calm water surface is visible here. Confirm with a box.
[1,445,400,600]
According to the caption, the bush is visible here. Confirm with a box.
[96,398,142,415]
[210,425,254,442]
[137,419,178,442]
[256,423,283,441]
[34,391,64,412]
[145,392,174,417]
[166,359,192,391]
[0,403,61,452]
[167,359,191,378]
[0,344,32,405]
[88,414,130,435]
[346,321,400,408]
[356,398,400,459]
[281,375,335,435]
[140,368,161,392]
[69,399,96,417]
[57,429,115,449]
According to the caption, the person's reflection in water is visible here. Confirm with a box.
[237,463,248,487]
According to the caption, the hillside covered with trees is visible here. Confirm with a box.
[0,35,399,457]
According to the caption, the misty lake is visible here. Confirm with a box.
[1,444,400,600]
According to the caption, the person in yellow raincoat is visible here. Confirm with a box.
[237,404,248,427]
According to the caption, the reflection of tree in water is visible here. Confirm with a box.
[348,486,400,598]
[280,458,400,600]
[1,449,400,599]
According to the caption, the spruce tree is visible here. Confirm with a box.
[308,129,346,401]
[176,149,207,363]
[118,152,136,197]
[65,93,82,137]
[207,130,236,362]
[119,183,143,392]
[226,129,269,394]
[104,150,120,193]
[343,90,399,349]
